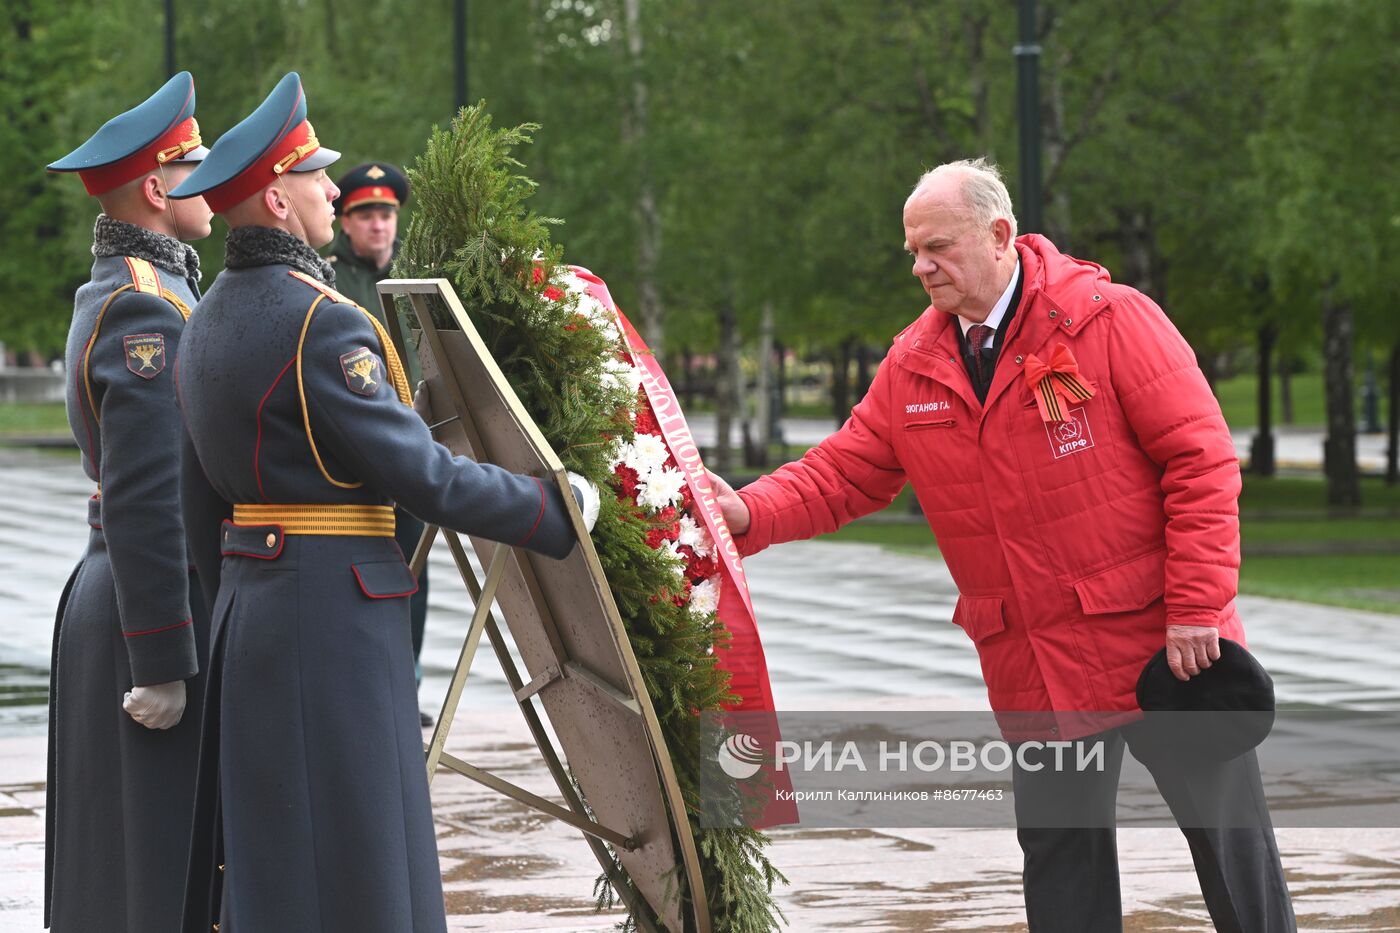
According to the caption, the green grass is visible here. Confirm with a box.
[1213,371,1326,430]
[0,403,69,436]
[809,475,1400,614]
[664,369,1329,430]
[1239,475,1400,513]
[1240,553,1400,614]
[1242,517,1400,547]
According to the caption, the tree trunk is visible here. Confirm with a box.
[855,342,873,403]
[830,337,855,425]
[1043,60,1073,247]
[1197,346,1219,394]
[1117,208,1161,302]
[713,296,739,471]
[1279,354,1295,424]
[1321,291,1361,507]
[751,300,775,467]
[1250,323,1276,476]
[679,344,695,409]
[621,0,664,361]
[773,339,789,460]
[1387,341,1399,485]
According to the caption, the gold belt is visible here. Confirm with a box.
[232,503,396,537]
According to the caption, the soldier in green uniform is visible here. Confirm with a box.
[169,73,592,931]
[325,162,435,724]
[325,161,407,316]
[44,71,213,933]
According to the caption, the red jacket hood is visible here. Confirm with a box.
[899,234,1115,349]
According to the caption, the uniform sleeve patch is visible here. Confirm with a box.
[124,334,167,379]
[340,347,382,396]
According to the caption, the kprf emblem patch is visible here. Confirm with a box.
[123,334,166,379]
[1044,406,1095,459]
[340,347,382,396]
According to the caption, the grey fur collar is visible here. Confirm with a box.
[224,225,336,285]
[92,214,202,283]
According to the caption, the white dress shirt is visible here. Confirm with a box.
[957,261,1022,349]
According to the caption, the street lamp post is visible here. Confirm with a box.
[164,0,176,77]
[454,0,469,112]
[1014,0,1043,234]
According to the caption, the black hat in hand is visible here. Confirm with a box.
[1135,638,1276,762]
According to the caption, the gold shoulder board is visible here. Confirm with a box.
[287,269,358,308]
[124,257,162,295]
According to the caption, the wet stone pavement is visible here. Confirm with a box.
[1,450,1397,930]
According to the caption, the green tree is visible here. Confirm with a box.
[1249,0,1400,505]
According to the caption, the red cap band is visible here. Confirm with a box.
[341,185,400,212]
[203,120,320,214]
[78,117,202,196]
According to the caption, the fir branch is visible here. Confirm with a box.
[397,104,784,933]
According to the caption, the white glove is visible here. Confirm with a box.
[413,380,432,421]
[123,680,186,731]
[566,471,601,534]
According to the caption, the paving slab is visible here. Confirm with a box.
[1,452,1397,930]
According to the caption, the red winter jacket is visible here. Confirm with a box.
[737,235,1244,729]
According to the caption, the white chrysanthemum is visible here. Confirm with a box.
[689,577,721,617]
[677,514,714,558]
[556,267,586,292]
[660,539,686,578]
[574,291,614,326]
[637,466,686,512]
[625,432,669,475]
[601,356,643,396]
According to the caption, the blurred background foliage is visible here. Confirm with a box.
[4,0,1397,495]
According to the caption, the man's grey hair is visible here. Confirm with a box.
[913,158,1018,238]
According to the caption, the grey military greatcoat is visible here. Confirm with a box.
[47,216,209,932]
[177,226,576,932]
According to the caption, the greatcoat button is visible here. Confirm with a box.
[1064,318,1073,326]
[1092,294,1102,301]
[266,533,276,548]
[1048,309,1057,318]
[1015,355,1024,364]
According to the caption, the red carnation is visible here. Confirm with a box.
[684,547,718,582]
[634,405,661,437]
[613,463,640,501]
[543,286,564,302]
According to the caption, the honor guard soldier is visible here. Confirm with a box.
[44,71,214,933]
[326,161,435,724]
[169,73,590,932]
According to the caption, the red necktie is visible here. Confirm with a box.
[968,323,994,387]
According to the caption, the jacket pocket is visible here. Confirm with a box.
[952,595,1007,642]
[352,559,420,600]
[905,418,957,432]
[1073,548,1166,615]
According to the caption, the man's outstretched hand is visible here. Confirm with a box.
[1165,624,1221,681]
[707,469,750,534]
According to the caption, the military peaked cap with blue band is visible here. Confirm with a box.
[170,72,340,214]
[47,71,208,197]
[333,162,409,216]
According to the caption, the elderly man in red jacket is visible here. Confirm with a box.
[712,158,1295,932]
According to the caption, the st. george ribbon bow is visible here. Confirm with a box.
[1023,342,1096,422]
